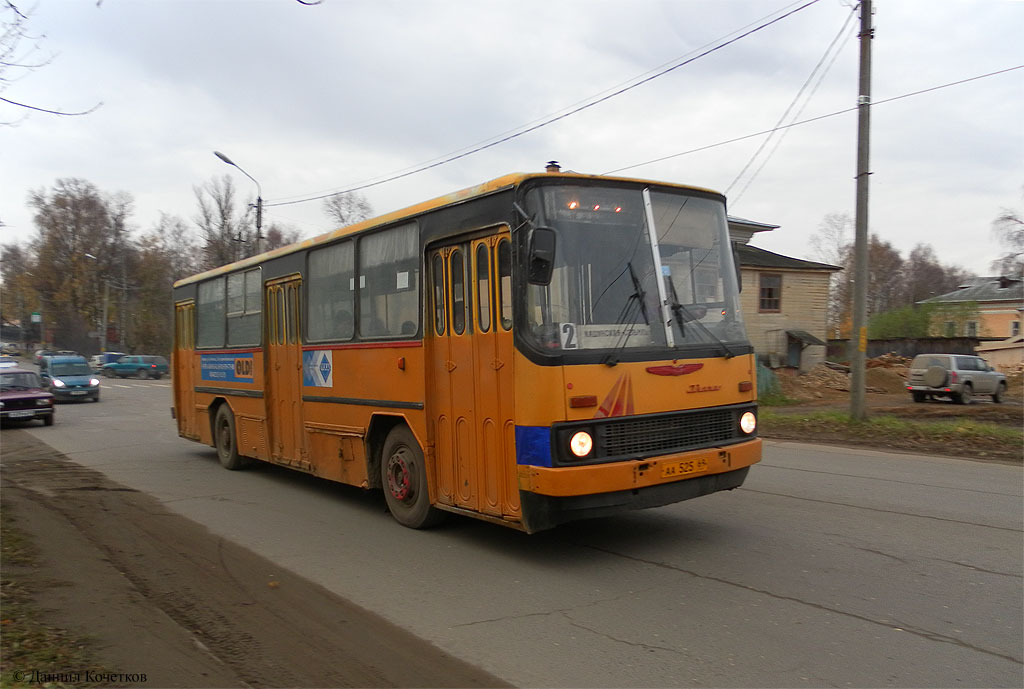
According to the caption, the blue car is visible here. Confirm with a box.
[39,355,101,402]
[101,355,169,379]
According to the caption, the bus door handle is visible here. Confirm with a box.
[446,360,457,372]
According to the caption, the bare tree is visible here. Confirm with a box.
[323,191,373,227]
[991,195,1023,277]
[194,175,250,269]
[263,223,302,251]
[1,1,101,123]
[903,244,971,304]
[810,212,852,335]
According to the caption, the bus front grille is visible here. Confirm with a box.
[598,408,738,457]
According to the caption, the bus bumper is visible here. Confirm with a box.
[517,438,760,532]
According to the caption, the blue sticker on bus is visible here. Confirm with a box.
[201,353,254,382]
[303,350,333,387]
[515,426,553,467]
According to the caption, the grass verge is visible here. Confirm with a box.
[759,408,1023,462]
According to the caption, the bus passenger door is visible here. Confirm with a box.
[174,301,197,439]
[428,246,478,511]
[428,231,518,519]
[470,233,519,518]
[265,277,306,466]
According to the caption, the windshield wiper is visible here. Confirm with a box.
[603,263,649,366]
[626,262,649,326]
[666,277,737,359]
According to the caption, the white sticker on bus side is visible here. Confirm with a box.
[302,350,333,387]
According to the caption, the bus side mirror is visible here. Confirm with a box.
[732,242,743,292]
[528,227,556,285]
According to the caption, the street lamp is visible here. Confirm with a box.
[83,253,109,353]
[214,151,263,255]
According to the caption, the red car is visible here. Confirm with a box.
[1,367,56,426]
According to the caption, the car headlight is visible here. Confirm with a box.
[739,411,757,434]
[52,379,66,388]
[569,431,594,458]
[90,378,100,386]
[36,398,51,406]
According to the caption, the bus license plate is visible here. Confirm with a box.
[8,410,35,418]
[661,457,708,479]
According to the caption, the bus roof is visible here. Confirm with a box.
[174,171,723,288]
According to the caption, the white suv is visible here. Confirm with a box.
[905,354,1007,404]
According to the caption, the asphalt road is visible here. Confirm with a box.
[12,373,1024,688]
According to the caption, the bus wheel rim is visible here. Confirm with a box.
[386,451,412,502]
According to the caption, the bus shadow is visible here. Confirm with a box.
[189,448,388,517]
[434,507,737,569]
[188,448,738,566]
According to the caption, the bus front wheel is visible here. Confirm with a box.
[380,426,443,529]
[214,405,251,470]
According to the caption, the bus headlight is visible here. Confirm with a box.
[569,431,594,458]
[739,411,757,434]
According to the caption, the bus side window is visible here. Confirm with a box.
[432,254,445,336]
[498,239,513,331]
[477,243,491,333]
[451,249,466,335]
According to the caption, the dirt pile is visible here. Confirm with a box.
[777,357,910,400]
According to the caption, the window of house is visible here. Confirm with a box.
[1011,321,1021,337]
[965,321,978,337]
[944,321,956,337]
[758,273,782,312]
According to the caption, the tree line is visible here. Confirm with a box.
[0,177,371,356]
[811,204,1023,339]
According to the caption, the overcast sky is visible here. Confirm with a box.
[2,0,1022,276]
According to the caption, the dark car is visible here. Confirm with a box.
[1,367,55,425]
[101,355,169,380]
[39,355,101,402]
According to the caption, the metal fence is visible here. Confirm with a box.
[826,337,1000,361]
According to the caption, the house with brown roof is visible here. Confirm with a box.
[727,217,841,372]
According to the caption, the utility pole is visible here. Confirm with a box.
[850,0,873,421]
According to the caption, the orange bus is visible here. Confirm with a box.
[172,171,760,532]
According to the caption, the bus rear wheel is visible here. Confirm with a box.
[380,426,443,529]
[214,405,251,470]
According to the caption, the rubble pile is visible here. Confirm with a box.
[778,358,910,400]
[866,353,912,368]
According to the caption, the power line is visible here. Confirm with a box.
[265,0,824,209]
[603,65,1024,176]
[267,0,820,204]
[724,4,857,198]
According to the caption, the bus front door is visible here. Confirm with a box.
[266,278,307,467]
[428,232,518,519]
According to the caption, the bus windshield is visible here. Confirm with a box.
[523,183,745,355]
